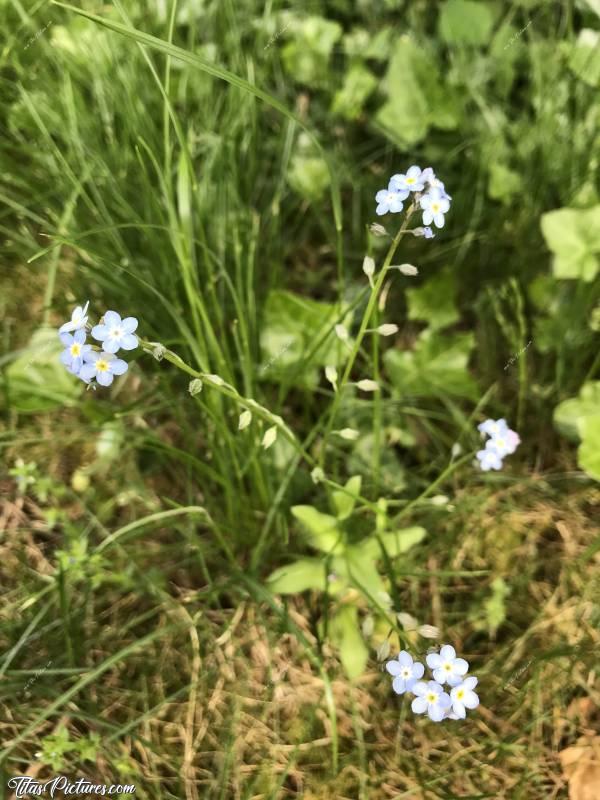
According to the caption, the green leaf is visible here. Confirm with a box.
[344,547,386,601]
[3,326,81,413]
[553,382,600,441]
[266,558,326,593]
[376,36,460,147]
[331,63,377,119]
[330,605,369,680]
[260,290,351,388]
[384,330,478,399]
[363,527,427,559]
[332,476,362,521]
[540,206,600,283]
[281,16,342,87]
[578,413,600,481]
[406,268,459,331]
[439,0,494,46]
[567,29,600,88]
[291,506,344,554]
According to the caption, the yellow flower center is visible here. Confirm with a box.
[70,343,81,356]
[96,359,109,373]
[431,202,440,213]
[444,663,452,671]
[456,689,465,699]
[426,692,437,703]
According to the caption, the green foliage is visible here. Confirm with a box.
[406,268,460,331]
[578,414,600,481]
[332,64,378,120]
[385,330,478,399]
[554,382,600,481]
[291,505,344,553]
[2,327,80,412]
[469,576,510,636]
[438,0,495,46]
[540,206,600,282]
[260,290,350,387]
[329,605,369,680]
[567,29,600,87]
[40,726,100,770]
[267,487,425,677]
[281,15,342,87]
[266,558,327,593]
[554,381,600,440]
[376,36,461,146]
[332,475,362,520]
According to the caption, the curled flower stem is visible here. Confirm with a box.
[140,339,317,468]
[319,204,416,468]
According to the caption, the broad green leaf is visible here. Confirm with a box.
[260,290,351,388]
[332,475,362,521]
[363,527,427,560]
[406,268,459,331]
[330,605,369,680]
[439,0,494,46]
[331,63,377,119]
[281,16,342,87]
[349,434,407,493]
[291,505,344,554]
[540,206,600,282]
[553,382,600,441]
[3,326,81,413]
[578,414,600,481]
[376,36,460,147]
[567,29,600,87]
[384,330,478,399]
[344,547,386,602]
[266,558,326,593]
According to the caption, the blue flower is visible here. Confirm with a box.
[59,301,89,334]
[386,650,425,695]
[476,445,503,471]
[426,644,469,687]
[477,418,520,468]
[59,330,92,374]
[488,428,520,457]
[91,311,138,354]
[423,226,434,239]
[411,680,452,722]
[390,165,425,193]
[420,187,450,229]
[450,676,479,719]
[478,418,508,438]
[421,168,452,199]
[80,351,128,387]
[375,189,405,216]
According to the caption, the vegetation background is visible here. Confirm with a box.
[1,0,599,798]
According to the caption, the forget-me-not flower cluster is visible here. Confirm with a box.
[386,644,479,722]
[375,165,452,231]
[476,418,520,471]
[57,303,138,388]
